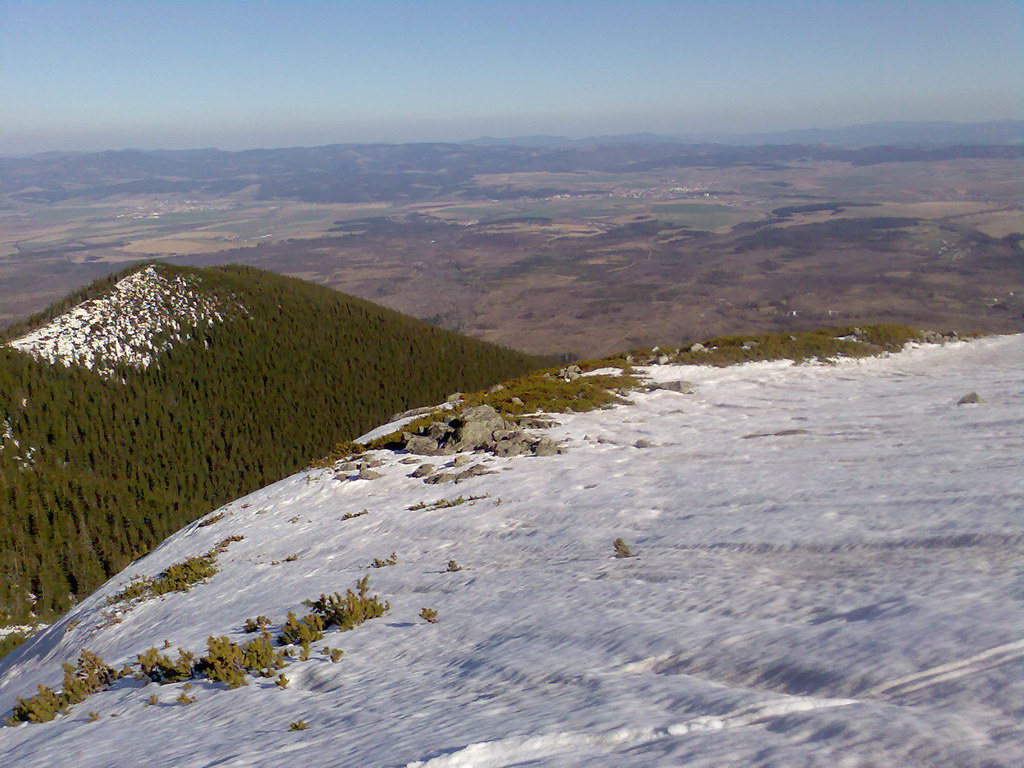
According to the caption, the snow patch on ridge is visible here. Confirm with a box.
[7,266,236,373]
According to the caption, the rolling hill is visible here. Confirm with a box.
[0,262,545,624]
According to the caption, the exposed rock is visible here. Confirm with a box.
[557,364,582,381]
[634,439,656,448]
[488,383,505,393]
[399,457,419,464]
[690,342,707,353]
[424,472,456,485]
[492,437,532,457]
[427,422,454,441]
[455,464,491,482]
[337,461,360,472]
[395,403,565,459]
[446,392,464,404]
[358,468,383,480]
[510,397,524,406]
[404,434,443,455]
[411,463,434,478]
[519,416,559,429]
[533,437,560,457]
[362,457,385,468]
[657,355,669,364]
[651,380,695,394]
[957,391,984,405]
[451,405,504,451]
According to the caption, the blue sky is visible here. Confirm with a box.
[2,0,1021,152]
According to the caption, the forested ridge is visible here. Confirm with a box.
[0,263,545,624]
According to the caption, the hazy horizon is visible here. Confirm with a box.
[3,0,1021,154]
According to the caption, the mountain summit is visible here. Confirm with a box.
[8,264,239,374]
[0,333,1020,767]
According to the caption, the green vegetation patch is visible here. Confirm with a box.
[302,576,390,633]
[7,650,122,725]
[107,535,243,606]
[6,576,387,727]
[580,324,926,370]
[0,632,29,662]
[460,371,637,418]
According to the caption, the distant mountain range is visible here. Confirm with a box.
[464,120,1024,148]
[2,138,1021,206]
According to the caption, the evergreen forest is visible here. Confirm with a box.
[0,263,545,624]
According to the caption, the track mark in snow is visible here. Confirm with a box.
[403,696,855,767]
[864,639,1024,699]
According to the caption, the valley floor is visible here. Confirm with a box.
[1,335,1021,767]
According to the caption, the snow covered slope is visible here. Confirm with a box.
[0,336,1021,767]
[7,265,233,373]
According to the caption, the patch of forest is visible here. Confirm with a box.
[0,264,546,624]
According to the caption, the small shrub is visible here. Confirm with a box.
[341,509,369,521]
[147,694,158,706]
[446,560,462,572]
[409,495,488,512]
[175,691,196,705]
[7,650,121,726]
[8,684,62,724]
[275,674,289,689]
[196,635,248,688]
[289,719,308,731]
[87,711,100,722]
[302,576,389,632]
[613,538,635,558]
[197,511,225,527]
[242,635,286,677]
[243,615,272,633]
[278,612,325,647]
[370,552,398,568]
[419,608,439,624]
[137,647,195,684]
[60,650,119,706]
[284,553,300,562]
[325,647,344,663]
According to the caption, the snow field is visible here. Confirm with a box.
[0,335,1020,767]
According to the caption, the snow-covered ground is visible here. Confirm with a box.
[0,336,1021,767]
[7,266,232,373]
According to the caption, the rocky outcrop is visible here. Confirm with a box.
[397,404,565,460]
[649,379,695,394]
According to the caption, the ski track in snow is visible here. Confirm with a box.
[0,335,1021,767]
